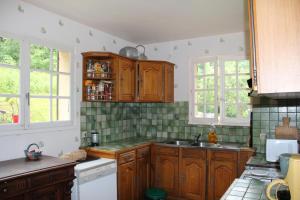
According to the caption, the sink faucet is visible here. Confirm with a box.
[195,132,203,143]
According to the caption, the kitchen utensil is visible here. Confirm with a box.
[91,130,99,146]
[24,143,42,160]
[266,154,300,200]
[136,45,147,60]
[266,139,298,162]
[119,46,138,59]
[275,117,299,140]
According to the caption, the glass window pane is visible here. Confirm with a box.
[205,62,214,75]
[195,91,204,104]
[205,76,214,89]
[225,104,237,118]
[52,99,57,121]
[206,90,214,104]
[0,67,19,94]
[52,49,58,71]
[30,44,50,70]
[0,37,20,66]
[57,99,70,121]
[195,63,204,76]
[58,74,70,96]
[30,71,50,96]
[238,60,250,73]
[58,51,71,73]
[195,105,204,118]
[238,75,249,89]
[239,90,250,104]
[52,74,57,96]
[224,60,236,74]
[195,77,204,89]
[206,105,215,118]
[0,97,19,124]
[225,90,237,104]
[30,98,50,123]
[225,75,237,89]
[239,104,250,118]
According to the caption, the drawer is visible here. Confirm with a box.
[0,178,28,197]
[118,151,136,165]
[181,148,206,159]
[209,150,237,161]
[30,168,69,188]
[137,146,150,159]
[155,146,178,156]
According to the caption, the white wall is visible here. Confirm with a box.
[0,0,135,161]
[145,32,249,101]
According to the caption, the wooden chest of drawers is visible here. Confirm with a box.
[0,156,76,200]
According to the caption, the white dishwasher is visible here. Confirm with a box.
[72,158,117,200]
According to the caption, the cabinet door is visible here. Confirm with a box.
[208,154,237,200]
[138,62,163,102]
[154,155,179,197]
[164,63,174,102]
[136,153,150,200]
[180,158,206,200]
[117,58,135,101]
[118,161,136,200]
[250,0,300,94]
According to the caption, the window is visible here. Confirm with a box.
[189,56,250,126]
[0,35,73,130]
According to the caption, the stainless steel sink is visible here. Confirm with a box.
[164,140,191,146]
[191,142,222,148]
[161,140,242,149]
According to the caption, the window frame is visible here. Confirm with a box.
[189,55,251,126]
[0,32,76,133]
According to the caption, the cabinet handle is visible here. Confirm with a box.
[2,188,7,193]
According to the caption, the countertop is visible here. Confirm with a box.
[86,137,166,152]
[246,153,280,169]
[221,179,268,200]
[0,155,76,181]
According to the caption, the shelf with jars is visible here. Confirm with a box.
[82,52,116,102]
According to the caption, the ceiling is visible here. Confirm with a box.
[23,0,249,44]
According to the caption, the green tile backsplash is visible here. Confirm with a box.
[80,101,250,147]
[81,98,300,153]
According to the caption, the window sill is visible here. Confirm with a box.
[0,123,78,137]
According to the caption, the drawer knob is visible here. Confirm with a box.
[3,188,7,193]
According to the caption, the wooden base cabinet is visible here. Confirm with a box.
[207,150,238,200]
[118,161,136,200]
[180,148,206,200]
[136,147,151,200]
[117,146,151,200]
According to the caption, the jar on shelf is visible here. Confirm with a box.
[87,59,94,78]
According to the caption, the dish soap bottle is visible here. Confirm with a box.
[208,124,218,144]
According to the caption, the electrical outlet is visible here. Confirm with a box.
[81,131,87,138]
[260,133,267,141]
[38,141,44,148]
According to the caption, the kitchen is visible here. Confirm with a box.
[0,0,299,200]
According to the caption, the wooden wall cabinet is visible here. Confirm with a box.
[249,0,300,95]
[116,57,135,102]
[207,150,238,200]
[82,52,174,103]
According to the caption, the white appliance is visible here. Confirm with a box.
[266,139,298,162]
[72,158,117,200]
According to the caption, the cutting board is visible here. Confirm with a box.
[275,117,299,140]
